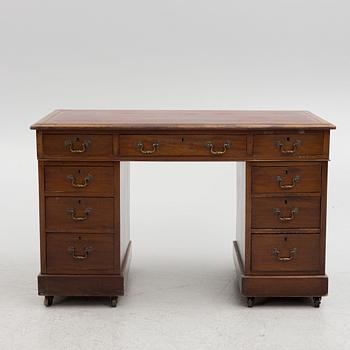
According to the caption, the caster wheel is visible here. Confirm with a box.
[313,297,321,308]
[247,297,255,308]
[110,296,118,308]
[44,296,54,307]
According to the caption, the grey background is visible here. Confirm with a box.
[0,1,349,349]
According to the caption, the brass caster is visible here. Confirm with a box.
[247,297,255,308]
[44,296,54,307]
[313,297,321,308]
[110,296,118,308]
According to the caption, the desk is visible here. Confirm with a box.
[31,110,335,307]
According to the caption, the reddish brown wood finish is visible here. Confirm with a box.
[46,233,115,274]
[45,197,114,233]
[252,163,322,194]
[119,134,248,158]
[45,165,114,195]
[32,110,334,307]
[251,196,321,229]
[251,234,320,274]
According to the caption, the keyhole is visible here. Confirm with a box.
[181,137,184,142]
[76,137,80,142]
[285,169,288,175]
[78,236,82,240]
[286,137,290,141]
[284,237,288,242]
[284,199,288,205]
[78,199,81,204]
[78,169,81,174]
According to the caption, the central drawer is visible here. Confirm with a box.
[252,196,321,229]
[119,134,248,158]
[251,234,320,274]
[46,197,114,233]
[46,233,114,274]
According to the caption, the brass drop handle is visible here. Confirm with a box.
[67,208,92,221]
[137,142,160,154]
[272,248,297,262]
[67,174,93,188]
[276,175,300,189]
[276,139,301,154]
[64,139,91,153]
[273,207,298,222]
[206,142,230,155]
[67,246,92,259]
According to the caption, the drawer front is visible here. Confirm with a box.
[46,233,114,274]
[42,134,114,158]
[252,196,320,229]
[252,164,322,194]
[119,134,247,158]
[253,132,324,159]
[252,234,320,273]
[45,165,114,195]
[46,197,114,233]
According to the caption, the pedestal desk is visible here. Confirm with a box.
[31,110,335,307]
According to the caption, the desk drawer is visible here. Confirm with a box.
[46,233,114,274]
[46,197,114,233]
[45,165,114,195]
[252,164,322,194]
[42,134,114,159]
[252,196,321,229]
[253,132,324,159]
[252,234,320,274]
[119,134,247,158]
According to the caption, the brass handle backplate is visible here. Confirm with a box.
[137,142,160,155]
[273,207,298,222]
[67,208,92,221]
[64,139,91,153]
[206,142,230,155]
[67,174,93,188]
[276,139,301,154]
[276,175,300,189]
[67,246,92,259]
[272,248,297,262]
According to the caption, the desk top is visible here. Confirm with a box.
[31,110,335,131]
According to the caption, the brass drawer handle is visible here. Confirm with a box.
[67,208,92,221]
[276,139,301,154]
[64,139,91,153]
[276,175,300,189]
[272,248,297,262]
[67,246,92,259]
[273,207,298,222]
[137,142,160,155]
[206,142,230,155]
[67,174,93,188]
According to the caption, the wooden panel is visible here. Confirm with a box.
[45,165,114,195]
[252,163,321,193]
[120,162,130,264]
[252,196,320,229]
[41,134,113,159]
[119,134,247,158]
[46,233,114,274]
[31,110,336,130]
[46,197,114,233]
[236,162,246,267]
[253,132,324,159]
[251,234,320,274]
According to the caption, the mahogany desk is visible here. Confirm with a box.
[31,110,335,307]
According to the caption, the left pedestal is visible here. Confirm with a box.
[35,131,130,307]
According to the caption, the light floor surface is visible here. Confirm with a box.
[0,252,349,350]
